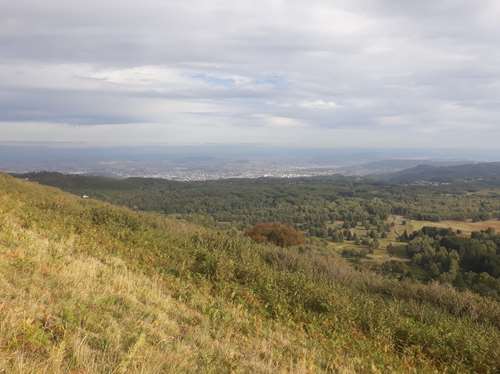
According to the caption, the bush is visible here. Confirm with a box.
[245,222,305,247]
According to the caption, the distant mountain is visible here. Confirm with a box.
[336,159,468,176]
[382,162,500,184]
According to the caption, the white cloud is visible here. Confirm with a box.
[266,116,305,128]
[300,100,339,110]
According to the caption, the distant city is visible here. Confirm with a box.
[1,143,499,181]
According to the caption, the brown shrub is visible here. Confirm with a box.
[245,223,305,247]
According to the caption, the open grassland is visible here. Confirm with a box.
[390,215,500,235]
[1,174,500,373]
[332,216,500,266]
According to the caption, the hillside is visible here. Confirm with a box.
[1,173,500,372]
[383,162,500,184]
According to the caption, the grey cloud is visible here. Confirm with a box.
[0,0,499,147]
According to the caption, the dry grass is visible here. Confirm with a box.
[0,219,335,373]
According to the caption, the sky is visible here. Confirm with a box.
[1,0,500,148]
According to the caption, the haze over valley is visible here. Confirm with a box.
[2,143,498,180]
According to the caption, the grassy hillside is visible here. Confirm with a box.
[1,173,500,373]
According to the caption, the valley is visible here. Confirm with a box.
[1,172,499,372]
[1,162,500,372]
[16,166,500,299]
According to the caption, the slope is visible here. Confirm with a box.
[0,173,499,373]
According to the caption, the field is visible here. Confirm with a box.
[400,218,500,234]
[330,215,500,266]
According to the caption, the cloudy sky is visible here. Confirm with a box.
[1,0,500,148]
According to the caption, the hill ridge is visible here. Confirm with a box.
[382,161,500,183]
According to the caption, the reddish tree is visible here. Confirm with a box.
[245,222,305,247]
